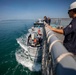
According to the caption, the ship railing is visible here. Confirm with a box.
[43,22,76,75]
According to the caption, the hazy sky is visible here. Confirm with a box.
[0,0,76,20]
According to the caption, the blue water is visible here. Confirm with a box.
[0,20,41,75]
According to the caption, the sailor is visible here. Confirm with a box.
[38,34,43,45]
[32,27,35,31]
[47,17,51,25]
[28,34,32,45]
[46,1,76,54]
[33,38,37,46]
[38,29,40,34]
[44,16,48,23]
[37,28,43,45]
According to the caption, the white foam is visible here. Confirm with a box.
[15,50,41,71]
[17,40,28,52]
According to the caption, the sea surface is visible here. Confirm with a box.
[0,19,71,75]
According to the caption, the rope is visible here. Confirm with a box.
[49,40,61,52]
[45,28,51,34]
[47,31,53,37]
[46,30,51,34]
[56,52,74,63]
[47,34,55,43]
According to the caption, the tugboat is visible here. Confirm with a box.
[26,19,44,62]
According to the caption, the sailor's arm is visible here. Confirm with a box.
[46,24,64,34]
